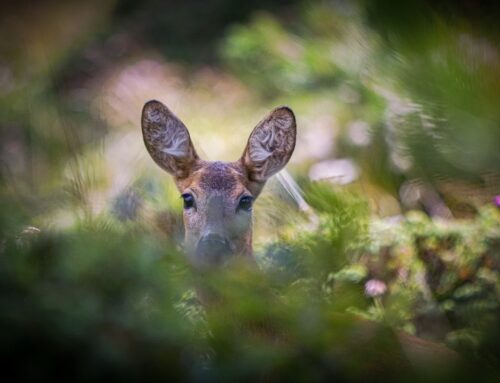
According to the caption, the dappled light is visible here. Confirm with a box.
[1,0,500,381]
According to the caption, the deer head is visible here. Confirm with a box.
[141,100,296,268]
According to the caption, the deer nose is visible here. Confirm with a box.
[196,234,231,266]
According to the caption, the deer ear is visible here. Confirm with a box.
[242,106,296,183]
[141,100,199,179]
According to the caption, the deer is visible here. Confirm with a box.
[141,100,296,268]
[141,100,460,379]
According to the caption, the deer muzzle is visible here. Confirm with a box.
[195,233,232,267]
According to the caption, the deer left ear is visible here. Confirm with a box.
[141,100,199,179]
[242,106,296,183]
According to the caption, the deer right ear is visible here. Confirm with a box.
[141,100,199,179]
[241,106,297,184]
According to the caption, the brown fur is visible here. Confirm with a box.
[141,100,296,264]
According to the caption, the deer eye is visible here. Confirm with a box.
[237,195,253,212]
[181,193,195,209]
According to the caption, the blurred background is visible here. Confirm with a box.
[1,0,499,381]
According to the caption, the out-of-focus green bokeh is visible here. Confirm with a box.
[1,0,499,381]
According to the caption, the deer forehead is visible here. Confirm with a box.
[180,161,249,200]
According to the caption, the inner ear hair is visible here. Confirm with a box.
[141,100,199,179]
[242,106,296,183]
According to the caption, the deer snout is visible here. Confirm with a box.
[195,233,231,267]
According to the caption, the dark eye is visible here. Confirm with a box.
[237,195,253,212]
[181,193,195,209]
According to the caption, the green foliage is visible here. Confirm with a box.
[1,186,499,380]
[220,1,500,209]
[222,13,342,97]
[2,0,500,380]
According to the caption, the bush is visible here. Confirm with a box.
[1,185,499,381]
